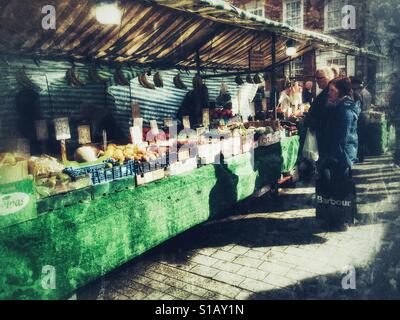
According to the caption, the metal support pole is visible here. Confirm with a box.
[270,34,277,119]
[195,49,201,75]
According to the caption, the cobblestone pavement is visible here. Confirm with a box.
[78,155,400,300]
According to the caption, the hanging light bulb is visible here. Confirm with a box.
[285,39,297,57]
[95,0,122,25]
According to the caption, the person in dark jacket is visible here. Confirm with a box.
[321,77,361,183]
[302,81,314,104]
[304,67,335,160]
[350,77,367,163]
[178,75,209,128]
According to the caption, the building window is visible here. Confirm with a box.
[244,1,265,17]
[283,0,304,29]
[316,50,354,77]
[285,57,304,77]
[324,0,348,31]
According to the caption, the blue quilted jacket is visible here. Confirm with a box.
[323,96,361,168]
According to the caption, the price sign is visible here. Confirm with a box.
[35,120,49,141]
[164,118,173,127]
[150,120,159,135]
[202,109,210,127]
[130,126,142,145]
[78,125,91,145]
[54,117,71,141]
[183,116,191,129]
[133,117,143,129]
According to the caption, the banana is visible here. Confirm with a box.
[246,74,254,84]
[88,65,108,84]
[235,75,244,85]
[173,73,187,90]
[114,68,130,86]
[66,67,85,86]
[138,73,155,90]
[153,72,163,88]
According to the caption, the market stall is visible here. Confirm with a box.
[0,0,377,300]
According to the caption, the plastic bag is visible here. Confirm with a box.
[302,129,319,161]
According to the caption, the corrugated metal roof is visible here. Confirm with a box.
[0,0,382,72]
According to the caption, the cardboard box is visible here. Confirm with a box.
[166,158,197,176]
[136,169,165,186]
[0,160,29,185]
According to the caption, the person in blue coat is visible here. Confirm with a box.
[321,77,361,182]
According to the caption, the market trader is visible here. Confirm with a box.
[304,67,336,160]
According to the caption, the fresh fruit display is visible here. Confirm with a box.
[28,155,65,177]
[138,73,156,89]
[173,73,187,90]
[100,144,160,164]
[0,152,19,167]
[15,67,41,92]
[66,67,86,87]
[153,72,164,88]
[74,146,100,163]
[114,68,130,86]
[210,108,233,119]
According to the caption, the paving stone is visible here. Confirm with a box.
[211,250,239,262]
[229,245,250,255]
[213,260,243,273]
[212,271,246,286]
[243,250,266,260]
[238,278,276,292]
[258,261,291,276]
[233,256,263,268]
[237,266,269,281]
[235,290,253,300]
[190,265,220,278]
[164,287,192,300]
[190,254,219,267]
[264,273,294,288]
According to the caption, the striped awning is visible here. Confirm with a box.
[0,0,382,71]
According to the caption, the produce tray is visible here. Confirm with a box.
[63,160,136,185]
[135,154,168,175]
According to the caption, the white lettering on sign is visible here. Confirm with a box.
[0,192,30,216]
[316,195,352,207]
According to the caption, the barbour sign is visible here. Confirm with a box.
[0,192,30,216]
[316,195,352,207]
